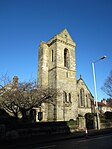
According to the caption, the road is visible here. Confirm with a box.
[30,134,112,149]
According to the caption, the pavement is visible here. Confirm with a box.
[0,128,112,149]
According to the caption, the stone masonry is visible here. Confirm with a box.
[37,28,94,122]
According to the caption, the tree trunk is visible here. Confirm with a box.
[21,110,28,122]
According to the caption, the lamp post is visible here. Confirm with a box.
[92,56,107,130]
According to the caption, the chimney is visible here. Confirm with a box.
[12,76,18,89]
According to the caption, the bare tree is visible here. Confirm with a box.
[0,73,11,96]
[0,76,59,121]
[106,98,112,107]
[0,73,11,86]
[101,70,112,98]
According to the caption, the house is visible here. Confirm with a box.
[98,99,112,113]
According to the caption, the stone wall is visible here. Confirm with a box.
[37,29,78,121]
[100,121,112,129]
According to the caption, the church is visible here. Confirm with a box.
[37,28,94,122]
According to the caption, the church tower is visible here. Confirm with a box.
[38,29,78,121]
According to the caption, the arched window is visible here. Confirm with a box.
[64,48,69,68]
[63,91,67,102]
[51,50,54,62]
[69,93,71,102]
[80,88,84,106]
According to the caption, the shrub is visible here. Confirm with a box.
[105,112,112,120]
[85,113,94,120]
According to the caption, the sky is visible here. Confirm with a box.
[0,0,112,101]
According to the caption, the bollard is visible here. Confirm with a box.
[85,128,88,139]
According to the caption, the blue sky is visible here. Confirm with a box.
[0,0,112,100]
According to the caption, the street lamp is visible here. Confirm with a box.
[92,56,107,130]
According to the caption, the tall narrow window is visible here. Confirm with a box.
[63,91,67,102]
[64,48,69,68]
[80,88,84,106]
[69,93,71,102]
[51,50,54,62]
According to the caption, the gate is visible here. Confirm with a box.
[85,113,94,129]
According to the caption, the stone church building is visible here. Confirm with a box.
[37,28,94,122]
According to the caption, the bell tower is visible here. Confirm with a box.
[38,29,78,121]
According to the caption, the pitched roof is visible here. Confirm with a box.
[77,75,94,98]
[47,28,76,47]
[57,28,75,43]
[97,102,112,108]
[97,102,107,106]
